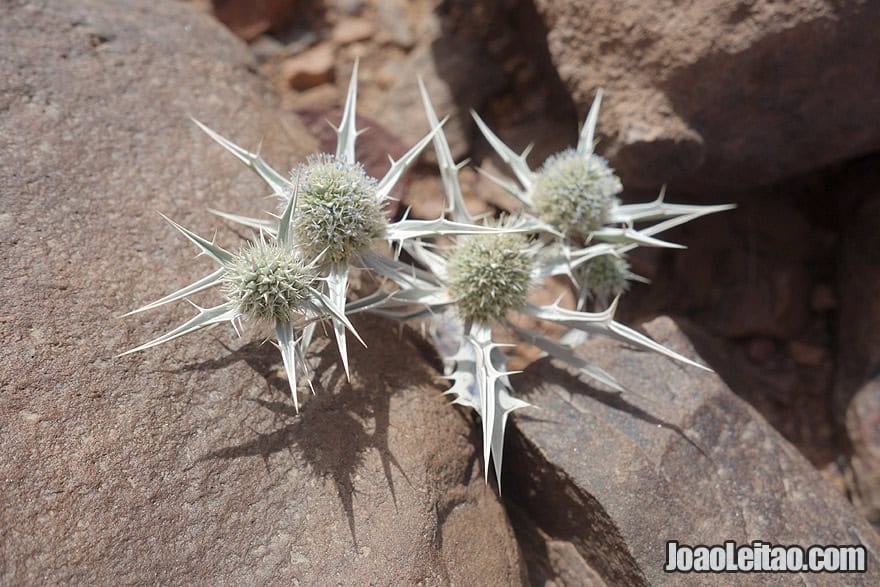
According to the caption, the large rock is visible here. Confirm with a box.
[506,317,880,585]
[532,0,880,191]
[0,0,524,583]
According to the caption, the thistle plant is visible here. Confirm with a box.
[447,232,533,324]
[531,148,622,238]
[121,195,360,411]
[122,62,732,492]
[289,153,385,264]
[223,241,314,321]
[577,250,644,308]
[373,226,710,489]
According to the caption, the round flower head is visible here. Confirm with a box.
[531,149,622,239]
[447,233,534,324]
[223,241,316,321]
[580,252,631,301]
[289,154,386,264]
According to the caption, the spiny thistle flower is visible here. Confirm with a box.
[193,61,519,380]
[222,240,315,321]
[364,83,711,490]
[447,233,534,324]
[121,196,360,412]
[290,154,385,264]
[532,148,622,238]
[577,251,644,309]
[472,91,734,302]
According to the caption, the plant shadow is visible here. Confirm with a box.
[181,317,430,547]
[514,356,710,459]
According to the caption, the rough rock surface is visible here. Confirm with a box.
[280,42,336,90]
[505,317,880,585]
[617,191,839,467]
[0,0,524,583]
[847,381,880,527]
[533,0,880,191]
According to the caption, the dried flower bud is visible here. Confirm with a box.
[580,253,631,302]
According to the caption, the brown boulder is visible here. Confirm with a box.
[506,317,880,585]
[280,42,336,90]
[0,0,523,583]
[533,0,880,191]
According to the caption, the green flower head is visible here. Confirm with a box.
[223,241,316,322]
[289,154,386,264]
[531,149,622,238]
[580,253,631,301]
[447,233,534,324]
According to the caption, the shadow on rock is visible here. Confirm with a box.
[516,355,710,459]
[187,319,431,547]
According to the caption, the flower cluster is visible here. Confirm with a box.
[123,63,731,489]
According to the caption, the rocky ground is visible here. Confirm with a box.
[4,0,880,584]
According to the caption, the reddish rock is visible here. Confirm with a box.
[375,0,415,49]
[533,0,880,191]
[211,0,296,42]
[281,81,340,111]
[331,17,374,45]
[281,43,336,90]
[789,340,828,367]
[377,35,505,162]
